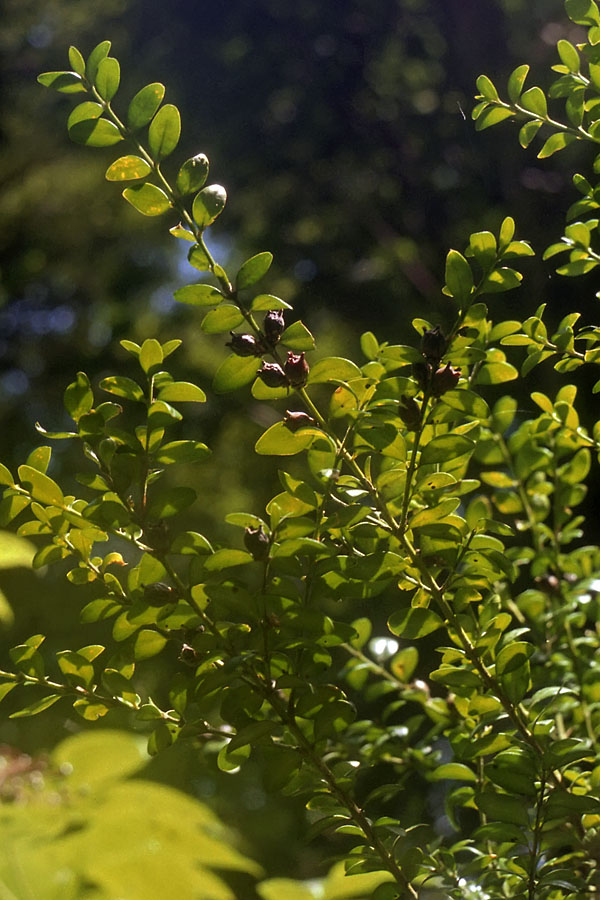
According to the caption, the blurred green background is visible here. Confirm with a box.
[0,0,596,890]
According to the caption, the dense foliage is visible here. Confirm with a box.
[5,1,600,897]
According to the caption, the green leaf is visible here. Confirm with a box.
[10,635,45,677]
[256,421,322,456]
[545,790,600,817]
[132,629,167,660]
[469,230,497,266]
[213,355,262,393]
[80,597,122,623]
[176,153,209,195]
[236,252,273,290]
[127,82,166,129]
[481,267,522,293]
[501,662,531,705]
[476,358,519,384]
[18,465,64,507]
[502,240,534,259]
[162,336,182,353]
[444,250,473,301]
[537,133,577,159]
[279,320,316,351]
[474,107,515,130]
[388,607,444,639]
[360,331,380,360]
[120,339,141,357]
[420,434,474,465]
[204,549,253,571]
[556,259,599,276]
[565,0,600,26]
[10,694,62,718]
[496,641,534,675]
[432,763,477,783]
[67,101,103,129]
[169,224,195,242]
[0,463,14,486]
[100,375,145,401]
[68,45,86,76]
[56,650,96,688]
[545,738,592,767]
[37,71,85,93]
[440,389,490,419]
[410,498,460,528]
[85,39,111,83]
[139,338,164,372]
[154,440,210,464]
[307,357,362,384]
[174,284,223,306]
[147,400,182,427]
[390,645,419,681]
[64,371,93,420]
[250,293,293,311]
[192,184,227,227]
[0,682,17,703]
[557,39,580,73]
[201,304,245,334]
[187,243,212,271]
[95,56,120,101]
[475,791,530,827]
[252,379,290,401]
[476,75,499,101]
[519,119,543,148]
[508,64,529,103]
[217,741,251,772]
[148,104,181,160]
[520,86,547,117]
[73,698,110,720]
[69,118,124,147]
[123,183,171,216]
[105,155,152,181]
[157,382,206,403]
[0,494,31,525]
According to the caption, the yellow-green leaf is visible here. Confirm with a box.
[106,155,152,181]
[123,183,171,216]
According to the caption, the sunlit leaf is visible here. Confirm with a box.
[127,82,166,129]
[123,183,171,216]
[388,607,444,639]
[105,155,152,181]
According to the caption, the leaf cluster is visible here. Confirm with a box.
[5,15,600,896]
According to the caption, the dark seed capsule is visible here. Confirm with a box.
[244,524,270,561]
[284,351,309,388]
[431,363,461,397]
[263,310,285,346]
[421,325,446,364]
[283,410,316,431]
[179,643,200,666]
[258,361,288,388]
[226,332,265,357]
